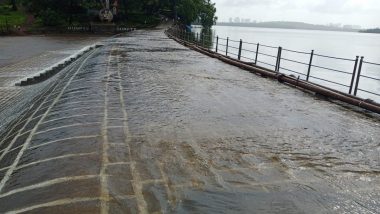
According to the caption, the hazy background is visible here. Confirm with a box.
[213,0,380,28]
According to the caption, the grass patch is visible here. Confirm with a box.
[0,5,27,26]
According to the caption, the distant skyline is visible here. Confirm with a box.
[212,0,380,29]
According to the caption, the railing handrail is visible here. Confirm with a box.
[363,60,380,66]
[313,53,356,62]
[204,35,359,62]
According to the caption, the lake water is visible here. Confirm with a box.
[193,25,380,102]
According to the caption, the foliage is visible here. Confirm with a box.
[0,4,26,26]
[176,0,217,28]
[199,0,217,28]
[39,8,64,26]
[15,0,217,28]
[360,28,380,34]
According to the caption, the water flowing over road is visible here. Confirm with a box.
[0,35,105,133]
[0,29,379,213]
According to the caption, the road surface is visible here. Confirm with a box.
[0,29,379,213]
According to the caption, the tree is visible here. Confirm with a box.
[199,0,217,28]
[20,0,217,27]
[175,0,217,28]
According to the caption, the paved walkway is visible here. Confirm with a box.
[0,29,379,213]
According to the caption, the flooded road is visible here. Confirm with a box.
[0,35,105,135]
[0,35,105,86]
[0,29,379,213]
[0,35,105,66]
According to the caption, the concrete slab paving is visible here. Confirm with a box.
[0,29,379,213]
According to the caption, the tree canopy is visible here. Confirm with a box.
[16,0,217,28]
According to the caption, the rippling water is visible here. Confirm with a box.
[193,26,380,102]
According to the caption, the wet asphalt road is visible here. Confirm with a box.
[0,29,379,213]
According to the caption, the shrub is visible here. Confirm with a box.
[39,8,63,26]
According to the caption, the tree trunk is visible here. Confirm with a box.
[11,0,17,11]
[69,0,73,24]
[122,0,127,20]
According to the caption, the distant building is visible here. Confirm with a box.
[229,18,233,23]
[234,17,240,23]
[343,25,362,30]
[328,23,342,28]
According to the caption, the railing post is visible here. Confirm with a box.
[349,56,359,94]
[226,37,229,56]
[278,47,282,71]
[275,47,282,72]
[238,39,243,60]
[196,33,199,45]
[255,43,259,64]
[215,36,219,53]
[306,50,314,81]
[354,56,364,96]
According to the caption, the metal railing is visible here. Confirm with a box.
[67,26,91,32]
[167,27,380,103]
[66,25,136,33]
[354,59,380,98]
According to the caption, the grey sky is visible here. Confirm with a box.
[212,0,380,28]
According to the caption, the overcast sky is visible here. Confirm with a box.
[212,0,380,28]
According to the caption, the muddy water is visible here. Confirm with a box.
[0,35,106,135]
[0,29,379,213]
[0,35,105,86]
[0,35,105,66]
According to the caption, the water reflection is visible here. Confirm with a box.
[191,27,214,50]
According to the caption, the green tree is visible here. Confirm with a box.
[199,0,217,28]
[20,0,217,28]
[40,8,63,26]
[175,0,217,28]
